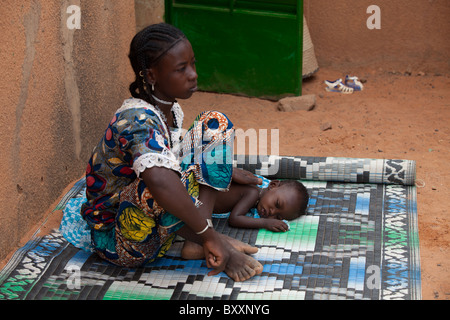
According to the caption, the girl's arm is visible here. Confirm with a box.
[232,168,262,185]
[141,166,229,273]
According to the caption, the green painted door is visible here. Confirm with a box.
[165,0,303,100]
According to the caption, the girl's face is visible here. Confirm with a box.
[147,39,198,101]
[257,181,302,221]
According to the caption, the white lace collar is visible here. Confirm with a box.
[116,98,184,129]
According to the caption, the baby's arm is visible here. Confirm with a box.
[228,190,289,232]
[261,219,290,232]
[228,194,267,230]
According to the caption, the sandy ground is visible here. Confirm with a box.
[2,67,448,300]
[181,67,450,300]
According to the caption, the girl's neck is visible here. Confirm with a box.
[151,93,176,126]
[156,104,174,127]
[152,93,175,106]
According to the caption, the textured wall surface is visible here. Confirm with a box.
[303,0,450,73]
[135,0,164,31]
[0,0,136,260]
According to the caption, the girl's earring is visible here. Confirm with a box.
[151,83,155,92]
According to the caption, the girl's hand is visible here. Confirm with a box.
[263,219,289,232]
[232,168,262,185]
[200,229,230,276]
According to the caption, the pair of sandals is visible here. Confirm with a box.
[324,75,364,94]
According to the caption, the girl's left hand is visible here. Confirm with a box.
[232,168,262,185]
[201,229,230,276]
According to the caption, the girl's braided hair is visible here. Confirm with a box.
[128,23,186,104]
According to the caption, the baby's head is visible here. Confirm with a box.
[257,180,309,221]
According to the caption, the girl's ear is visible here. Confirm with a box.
[145,68,157,86]
[268,180,281,190]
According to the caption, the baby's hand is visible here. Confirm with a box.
[263,219,289,232]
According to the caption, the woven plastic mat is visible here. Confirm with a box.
[0,156,421,300]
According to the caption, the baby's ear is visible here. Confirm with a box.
[268,180,281,189]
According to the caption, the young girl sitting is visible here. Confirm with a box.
[80,23,263,282]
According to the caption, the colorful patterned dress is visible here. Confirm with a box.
[81,98,234,267]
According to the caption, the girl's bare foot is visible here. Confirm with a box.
[181,235,258,260]
[181,240,205,260]
[222,247,263,282]
[220,234,258,255]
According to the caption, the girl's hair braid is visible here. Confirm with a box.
[128,23,186,104]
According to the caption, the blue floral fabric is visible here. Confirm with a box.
[78,98,234,267]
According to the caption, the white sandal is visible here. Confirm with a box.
[345,75,364,91]
[324,79,354,94]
